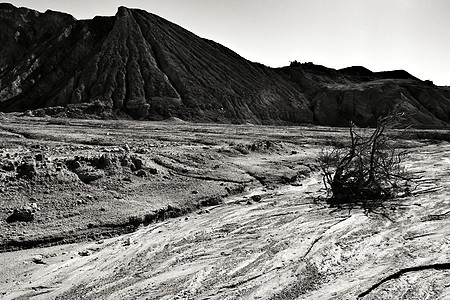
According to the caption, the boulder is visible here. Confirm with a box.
[1,160,15,172]
[251,195,262,202]
[32,255,45,264]
[73,167,103,183]
[135,169,147,177]
[131,156,145,170]
[6,206,36,222]
[16,160,37,179]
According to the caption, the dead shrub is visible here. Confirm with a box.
[317,113,416,211]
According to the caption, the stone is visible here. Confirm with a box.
[251,195,262,202]
[96,154,114,169]
[71,161,82,169]
[6,207,35,222]
[1,160,15,172]
[78,250,91,256]
[73,167,103,183]
[131,156,145,170]
[16,161,37,179]
[120,156,132,167]
[135,169,147,177]
[32,255,45,264]
[29,202,39,211]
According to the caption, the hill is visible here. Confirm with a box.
[279,62,450,127]
[0,4,311,124]
[1,4,450,127]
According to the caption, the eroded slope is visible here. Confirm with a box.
[0,4,312,124]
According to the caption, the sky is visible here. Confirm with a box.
[6,0,450,86]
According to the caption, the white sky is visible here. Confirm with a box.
[7,0,450,86]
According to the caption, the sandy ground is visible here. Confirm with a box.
[0,115,450,299]
[0,116,320,250]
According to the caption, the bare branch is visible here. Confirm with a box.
[316,111,418,212]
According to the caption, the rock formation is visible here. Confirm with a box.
[279,63,450,127]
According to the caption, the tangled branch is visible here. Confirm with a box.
[317,112,417,211]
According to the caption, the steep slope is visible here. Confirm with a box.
[279,63,450,127]
[0,4,116,111]
[0,5,312,124]
[0,3,75,72]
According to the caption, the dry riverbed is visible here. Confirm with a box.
[0,115,449,299]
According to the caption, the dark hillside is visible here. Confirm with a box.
[0,4,449,127]
[0,5,312,124]
[279,63,450,127]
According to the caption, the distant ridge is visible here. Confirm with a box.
[1,4,449,127]
[339,66,421,81]
[339,66,374,78]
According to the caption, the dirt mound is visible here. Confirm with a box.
[162,117,189,124]
[233,140,286,155]
[65,153,153,183]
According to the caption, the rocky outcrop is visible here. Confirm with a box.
[310,81,450,127]
[280,63,450,127]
